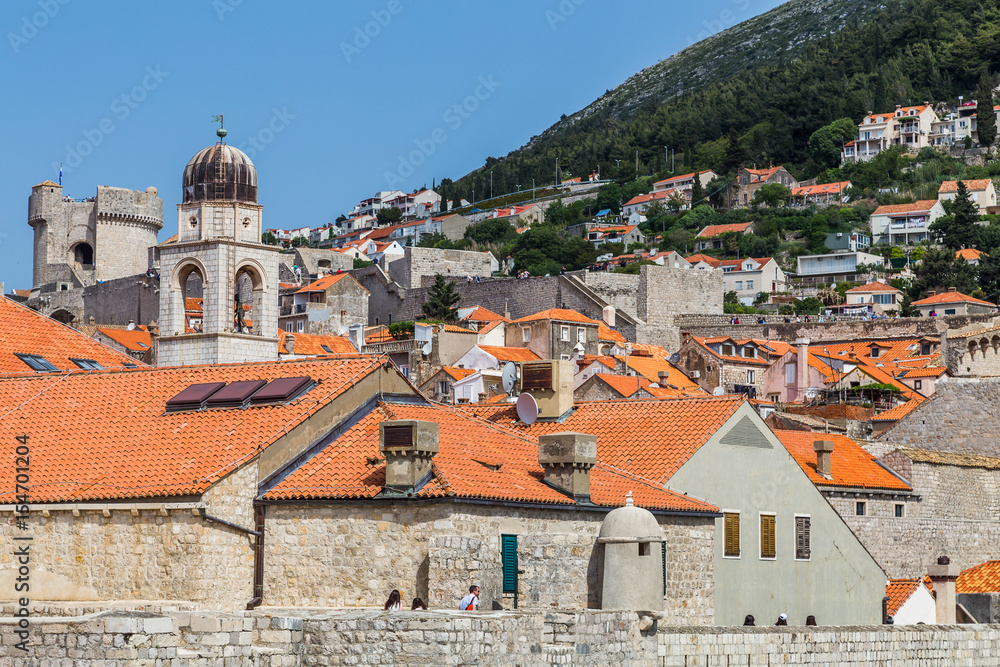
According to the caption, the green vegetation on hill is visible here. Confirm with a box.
[443,0,1000,201]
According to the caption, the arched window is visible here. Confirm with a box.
[234,269,256,334]
[73,243,94,266]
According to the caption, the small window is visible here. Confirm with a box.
[437,380,449,395]
[722,345,734,357]
[760,514,776,559]
[724,512,740,558]
[747,369,755,384]
[871,347,881,358]
[296,321,304,333]
[70,358,104,371]
[856,501,866,516]
[560,326,570,341]
[746,280,754,290]
[501,534,518,594]
[895,504,904,518]
[560,354,570,361]
[639,542,651,556]
[795,516,811,560]
[735,281,743,290]
[577,327,585,343]
[522,328,530,343]
[320,345,333,353]
[16,354,58,373]
[914,380,922,390]
[945,309,956,315]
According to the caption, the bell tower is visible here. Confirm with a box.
[157,119,279,366]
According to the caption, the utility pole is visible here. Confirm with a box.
[635,150,638,176]
[490,171,493,200]
[672,149,675,173]
[556,157,559,185]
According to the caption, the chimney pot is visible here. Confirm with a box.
[814,439,834,479]
[927,290,937,297]
[379,420,439,494]
[948,287,957,292]
[538,432,597,501]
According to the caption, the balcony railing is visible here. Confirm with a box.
[362,339,423,354]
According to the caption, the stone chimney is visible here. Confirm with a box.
[348,323,365,351]
[927,555,960,624]
[285,334,295,355]
[538,432,597,501]
[379,420,439,495]
[796,338,810,399]
[603,305,616,327]
[814,440,834,479]
[927,290,937,297]
[948,287,957,293]
[658,371,671,385]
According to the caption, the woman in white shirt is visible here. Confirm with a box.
[383,589,401,611]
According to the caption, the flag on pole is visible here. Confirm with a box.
[59,164,62,186]
[211,114,223,124]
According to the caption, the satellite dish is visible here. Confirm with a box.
[126,322,136,331]
[669,352,680,365]
[422,341,432,356]
[502,362,518,394]
[516,392,539,425]
[336,325,348,336]
[805,387,818,399]
[712,387,725,396]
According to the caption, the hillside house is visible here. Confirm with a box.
[825,230,871,253]
[956,249,986,266]
[791,181,852,207]
[911,289,996,317]
[795,250,885,286]
[693,221,756,252]
[587,225,645,248]
[279,273,369,335]
[844,281,903,315]
[844,105,940,163]
[719,257,786,305]
[870,200,945,245]
[651,170,717,209]
[736,166,798,207]
[937,180,997,213]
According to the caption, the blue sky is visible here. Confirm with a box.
[0,0,785,290]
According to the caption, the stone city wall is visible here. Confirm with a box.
[3,607,999,666]
[82,273,160,327]
[262,504,715,625]
[637,265,723,352]
[386,246,494,290]
[675,312,993,343]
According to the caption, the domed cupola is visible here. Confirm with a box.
[182,127,258,204]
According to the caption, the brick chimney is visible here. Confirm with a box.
[796,338,810,399]
[927,555,960,624]
[379,420,439,495]
[538,432,597,501]
[814,440,834,479]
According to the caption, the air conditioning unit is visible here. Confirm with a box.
[520,360,574,418]
[690,370,701,379]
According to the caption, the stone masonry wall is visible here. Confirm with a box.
[637,265,723,351]
[580,272,639,317]
[3,608,1000,666]
[387,246,494,290]
[82,273,160,327]
[877,377,1000,456]
[262,504,715,624]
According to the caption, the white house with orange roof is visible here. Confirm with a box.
[736,165,798,207]
[845,281,903,314]
[870,200,945,245]
[956,248,987,266]
[718,257,786,305]
[491,203,545,225]
[792,181,853,207]
[937,179,997,212]
[693,221,756,251]
[844,105,940,163]
[686,253,722,270]
[651,170,717,209]
[912,288,996,317]
[586,224,645,248]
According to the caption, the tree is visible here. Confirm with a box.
[808,118,858,170]
[907,246,978,300]
[665,191,686,214]
[421,274,461,320]
[376,207,403,226]
[931,181,978,249]
[977,69,997,148]
[335,214,348,223]
[595,182,623,214]
[752,183,792,208]
[353,257,373,269]
[721,129,746,176]
[690,176,706,208]
[261,231,277,245]
[290,236,309,247]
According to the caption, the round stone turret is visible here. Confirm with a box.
[597,492,664,611]
[182,144,257,204]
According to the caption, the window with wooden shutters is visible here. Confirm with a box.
[795,516,811,560]
[760,514,776,559]
[724,512,740,557]
[501,534,518,594]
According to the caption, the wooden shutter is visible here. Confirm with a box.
[795,516,811,560]
[760,515,776,559]
[382,425,413,448]
[724,512,740,557]
[521,363,553,391]
[501,534,518,594]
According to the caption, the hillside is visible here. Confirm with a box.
[440,0,1000,205]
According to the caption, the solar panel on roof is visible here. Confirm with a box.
[250,376,313,405]
[165,382,226,412]
[205,380,267,409]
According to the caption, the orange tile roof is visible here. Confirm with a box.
[690,337,771,366]
[441,324,477,334]
[278,330,358,355]
[872,200,940,215]
[773,430,911,491]
[97,326,152,353]
[476,345,541,363]
[939,179,993,193]
[264,402,717,513]
[461,306,507,323]
[896,366,946,379]
[846,281,900,294]
[686,254,721,268]
[0,356,389,502]
[295,273,367,294]
[616,356,704,393]
[792,181,851,196]
[956,561,1000,594]
[185,297,203,313]
[871,397,924,422]
[513,308,600,325]
[911,290,994,307]
[0,297,145,374]
[591,373,647,398]
[598,323,625,344]
[744,166,783,182]
[466,396,745,485]
[629,343,671,359]
[696,222,754,238]
[886,579,922,618]
[956,248,986,262]
[443,366,476,381]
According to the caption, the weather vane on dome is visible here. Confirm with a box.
[210,113,226,141]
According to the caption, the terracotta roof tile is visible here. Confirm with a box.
[443,367,476,381]
[0,356,388,502]
[956,561,1000,594]
[96,327,152,353]
[0,296,145,374]
[461,306,507,323]
[295,273,368,294]
[696,222,754,238]
[886,579,922,618]
[773,430,911,491]
[476,346,541,363]
[873,200,940,216]
[685,254,721,268]
[616,356,703,393]
[513,308,600,325]
[870,398,924,422]
[846,281,900,293]
[264,402,716,513]
[939,179,993,193]
[598,323,625,344]
[278,330,358,355]
[792,181,851,196]
[465,396,744,485]
[912,290,994,307]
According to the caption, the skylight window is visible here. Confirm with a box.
[70,358,104,371]
[16,353,58,373]
[321,345,333,353]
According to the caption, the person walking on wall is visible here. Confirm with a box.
[774,613,788,626]
[384,589,401,611]
[459,584,480,611]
